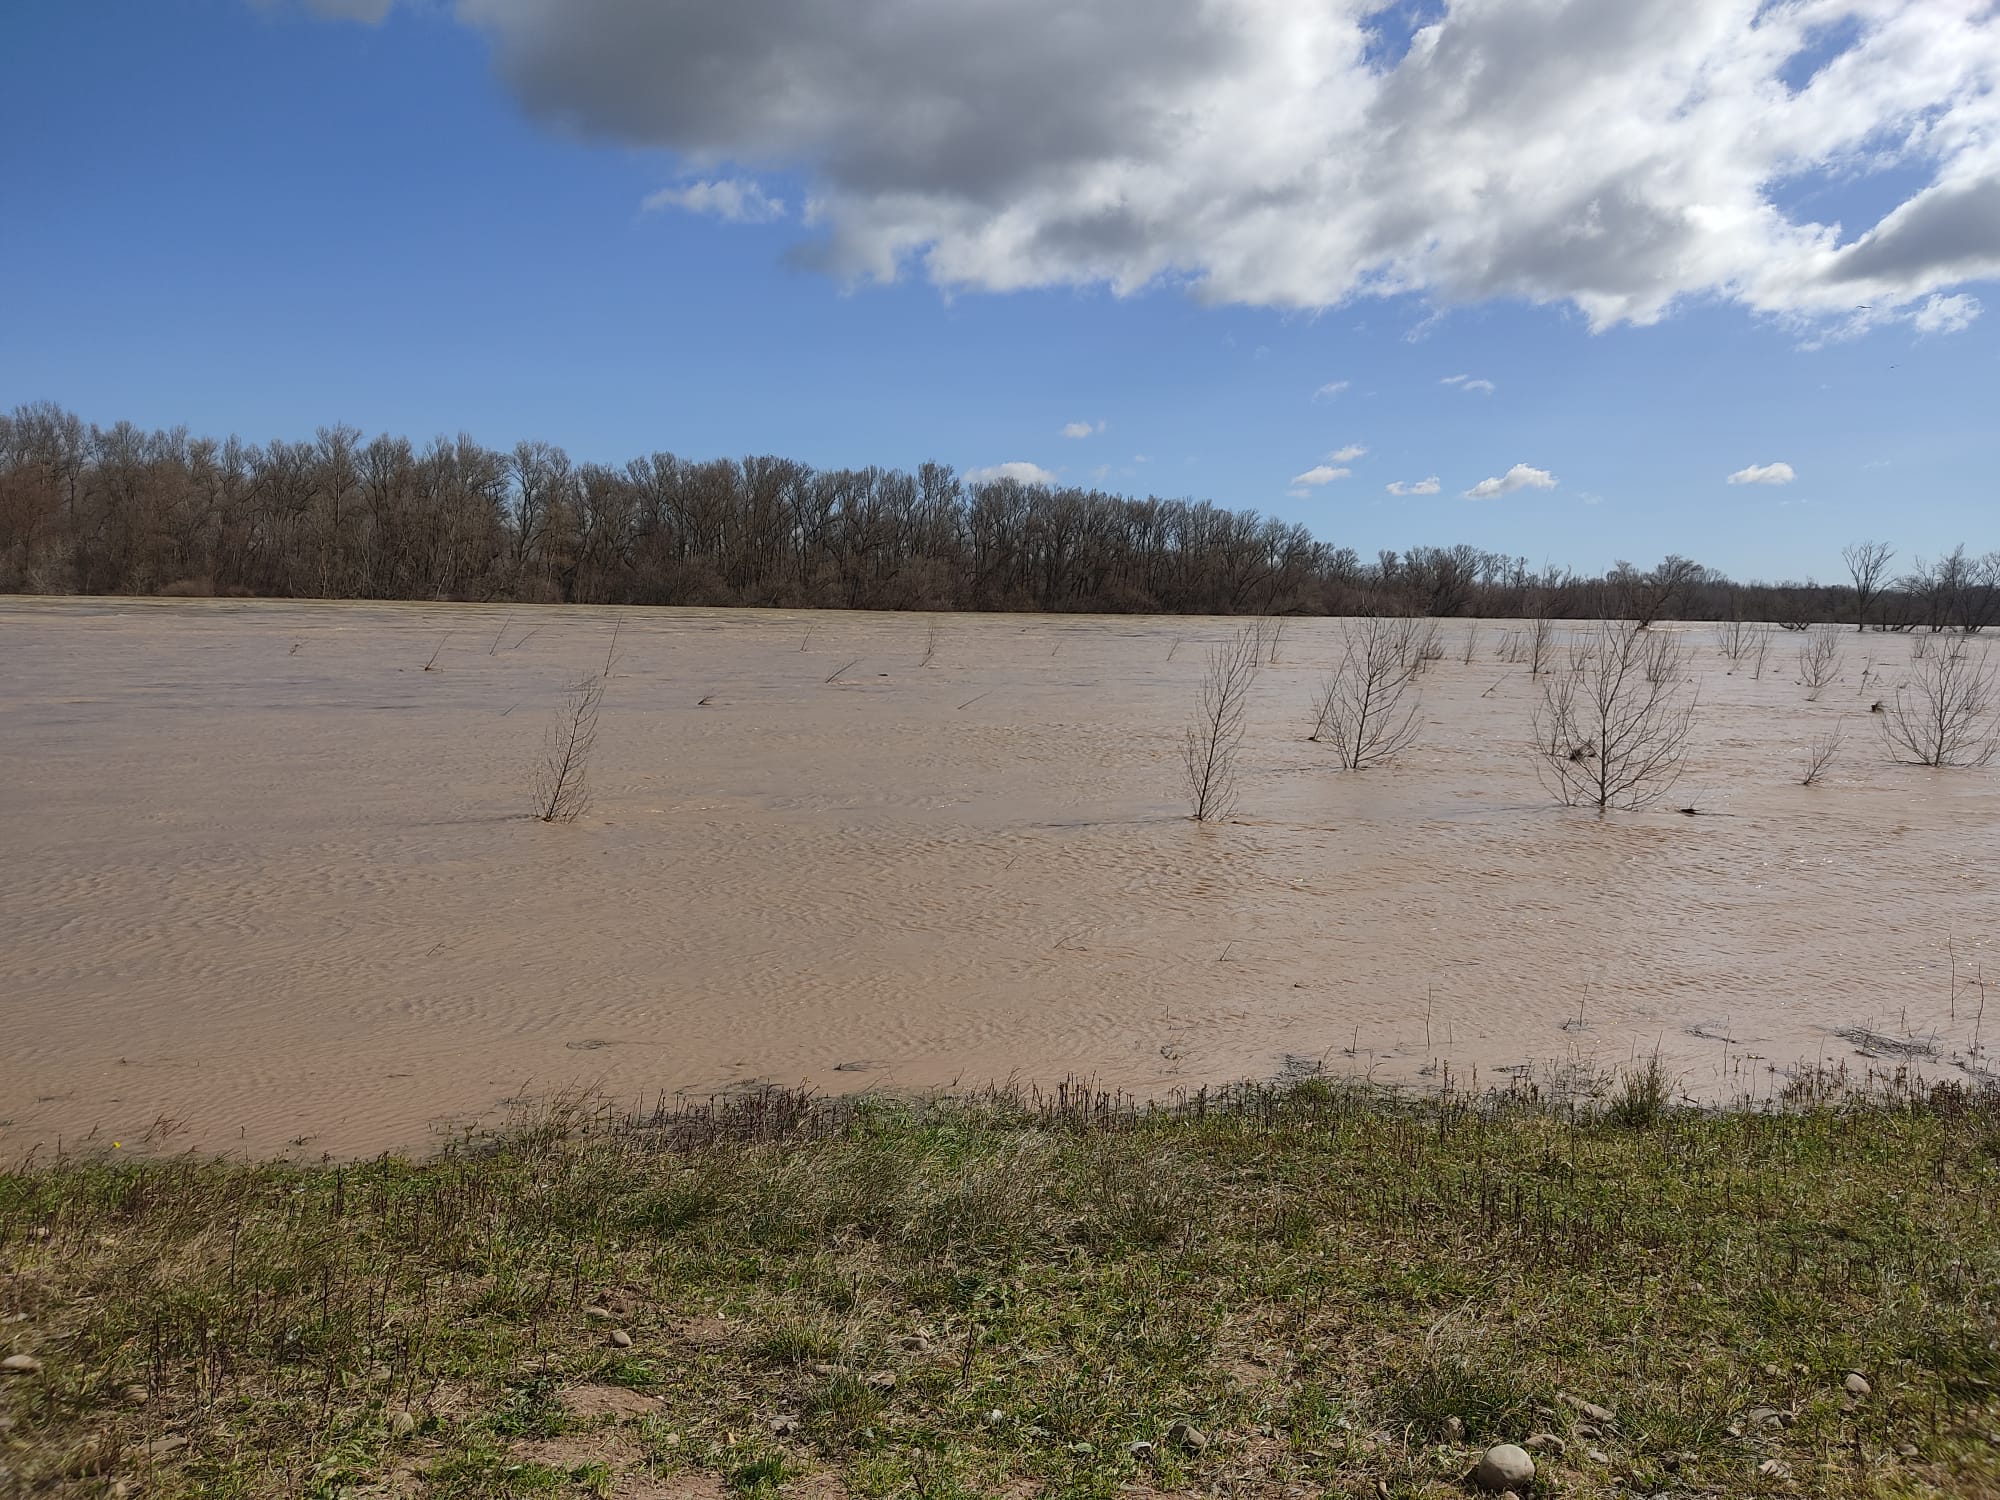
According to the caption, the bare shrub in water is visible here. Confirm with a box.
[1882,641,2000,767]
[1641,630,1693,685]
[1311,617,1425,770]
[533,673,605,823]
[1800,722,1844,787]
[1796,625,1842,702]
[1534,621,1698,812]
[1182,625,1261,822]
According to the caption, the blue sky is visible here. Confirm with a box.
[2,0,1996,584]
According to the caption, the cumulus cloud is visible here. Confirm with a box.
[1464,464,1557,500]
[966,461,1057,486]
[642,178,786,223]
[1061,420,1105,439]
[1290,465,1353,488]
[1386,476,1442,496]
[1313,381,1350,401]
[1442,375,1497,394]
[1726,461,1796,485]
[426,0,2000,332]
[1329,443,1367,463]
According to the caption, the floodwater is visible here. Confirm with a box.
[2,598,1994,1157]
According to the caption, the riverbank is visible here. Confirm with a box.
[3,1072,1997,1498]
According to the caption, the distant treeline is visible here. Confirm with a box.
[0,402,1990,629]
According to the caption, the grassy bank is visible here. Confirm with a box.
[2,1074,1998,1499]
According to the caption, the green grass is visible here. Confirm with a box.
[2,1076,1998,1497]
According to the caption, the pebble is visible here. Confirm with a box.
[1844,1372,1872,1398]
[1524,1432,1566,1454]
[865,1370,897,1393]
[1442,1415,1466,1442]
[985,1409,1006,1427]
[1759,1458,1792,1479]
[145,1436,188,1460]
[1168,1420,1209,1455]
[609,1330,632,1349]
[1897,1443,1918,1457]
[388,1409,416,1438]
[1474,1443,1535,1492]
[1586,1448,1609,1464]
[900,1333,932,1353]
[1,1355,42,1375]
[584,1306,613,1321]
[1563,1394,1617,1424]
[769,1414,799,1437]
[1129,1440,1155,1463]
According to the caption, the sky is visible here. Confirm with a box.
[2,0,1997,584]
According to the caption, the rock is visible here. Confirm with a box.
[1442,1415,1466,1442]
[1,1355,42,1375]
[145,1436,188,1460]
[985,1409,1006,1427]
[1168,1420,1209,1455]
[865,1370,897,1393]
[1844,1372,1872,1397]
[1759,1458,1792,1479]
[1562,1394,1617,1424]
[121,1385,149,1406]
[609,1329,632,1349]
[900,1333,932,1353]
[769,1414,799,1437]
[1129,1440,1155,1463]
[1474,1444,1536,1493]
[1523,1432,1566,1454]
[1068,1442,1094,1457]
[1897,1443,1918,1457]
[811,1362,848,1378]
[584,1306,613,1321]
[1586,1448,1609,1464]
[388,1409,417,1438]
[1746,1406,1782,1428]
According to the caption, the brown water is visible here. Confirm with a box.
[2,598,1993,1157]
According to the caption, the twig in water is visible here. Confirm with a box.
[825,658,862,684]
[423,634,450,671]
[489,615,513,655]
[956,692,991,711]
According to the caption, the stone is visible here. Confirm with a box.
[1844,1372,1872,1397]
[900,1333,932,1353]
[811,1362,848,1379]
[1562,1394,1617,1425]
[1129,1440,1155,1463]
[1474,1444,1536,1493]
[609,1329,632,1349]
[145,1436,188,1460]
[585,1306,613,1321]
[1759,1458,1792,1479]
[1,1355,42,1375]
[985,1409,1006,1427]
[1442,1415,1466,1442]
[1587,1448,1609,1464]
[865,1370,897,1393]
[769,1414,799,1437]
[1897,1443,1919,1458]
[1523,1432,1566,1454]
[1168,1420,1209,1455]
[388,1409,417,1438]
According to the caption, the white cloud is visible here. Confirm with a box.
[642,178,787,223]
[1464,464,1557,500]
[1312,381,1350,401]
[373,3,2000,335]
[1726,462,1796,485]
[1443,375,1497,394]
[1328,443,1367,463]
[254,0,396,19]
[1290,464,1351,488]
[1913,293,1982,335]
[966,461,1057,486]
[1060,420,1105,439]
[1386,476,1441,496]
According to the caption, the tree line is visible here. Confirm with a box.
[0,402,1987,628]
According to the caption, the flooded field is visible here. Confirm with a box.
[2,597,1994,1157]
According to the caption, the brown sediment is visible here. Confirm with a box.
[1,597,1993,1157]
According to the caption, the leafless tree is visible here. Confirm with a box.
[1800,722,1844,786]
[1460,624,1479,665]
[1310,617,1425,769]
[1533,622,1699,812]
[1182,625,1261,821]
[1749,624,1774,679]
[1265,615,1288,665]
[1714,618,1752,663]
[1642,630,1693,685]
[1843,541,1894,632]
[1796,625,1841,701]
[533,672,605,823]
[1881,641,2000,767]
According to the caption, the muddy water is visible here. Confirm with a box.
[2,599,1993,1157]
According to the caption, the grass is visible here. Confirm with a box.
[2,1075,1998,1498]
